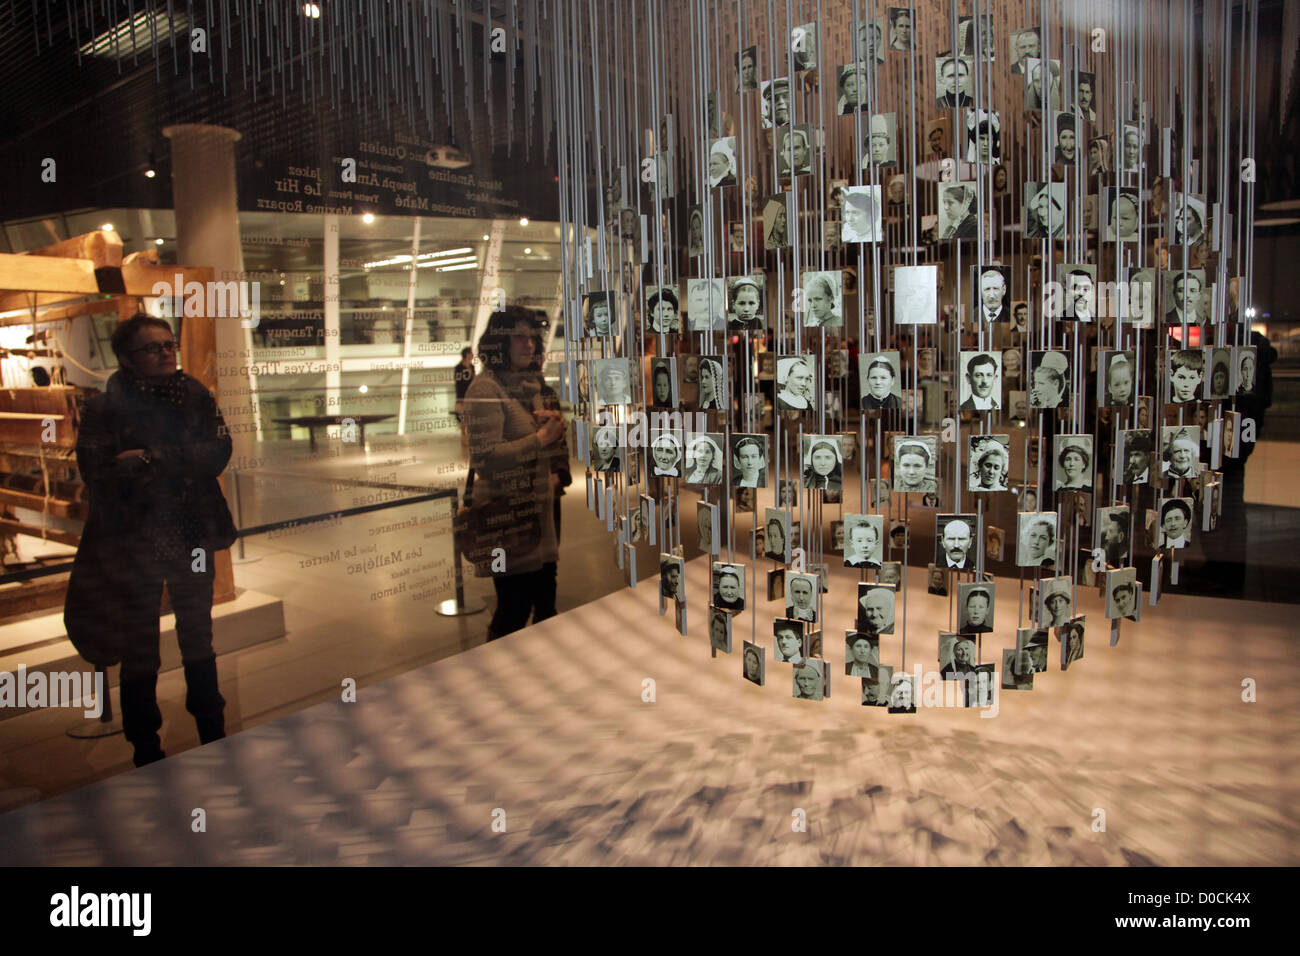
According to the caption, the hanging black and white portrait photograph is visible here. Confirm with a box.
[731,433,769,488]
[709,606,733,654]
[659,553,685,602]
[1009,27,1040,73]
[866,113,898,166]
[696,500,719,554]
[1024,58,1062,111]
[1104,187,1140,241]
[1060,264,1097,321]
[791,22,818,71]
[693,356,725,412]
[648,356,677,409]
[1029,349,1070,408]
[861,664,893,706]
[1076,70,1098,120]
[1008,390,1028,422]
[785,572,819,623]
[1120,430,1153,484]
[802,270,842,327]
[939,635,977,685]
[1016,627,1050,674]
[859,350,902,411]
[776,123,815,178]
[1161,426,1201,481]
[761,193,789,250]
[686,204,706,257]
[837,64,867,115]
[1058,617,1086,670]
[737,45,758,93]
[684,433,725,485]
[1053,111,1079,165]
[958,14,996,59]
[1165,269,1207,326]
[843,514,885,569]
[582,290,613,338]
[1096,506,1132,567]
[1010,299,1029,331]
[764,507,791,562]
[971,264,1011,324]
[723,276,764,334]
[1168,348,1205,404]
[886,6,913,49]
[649,429,683,478]
[1088,134,1111,177]
[792,660,827,701]
[968,434,1011,491]
[935,514,978,570]
[773,618,808,664]
[1206,347,1232,400]
[841,186,883,242]
[685,277,726,332]
[1034,578,1072,631]
[1001,647,1034,690]
[965,109,1001,164]
[742,641,765,685]
[893,435,939,493]
[856,583,896,635]
[894,264,939,324]
[1121,122,1143,175]
[958,581,995,634]
[925,563,947,596]
[594,358,631,406]
[589,425,623,474]
[728,220,745,251]
[958,350,1002,411]
[708,137,737,188]
[845,631,880,678]
[857,18,886,64]
[712,562,745,612]
[886,174,907,207]
[1017,512,1058,567]
[935,56,973,108]
[645,284,680,334]
[775,355,816,412]
[1173,192,1208,246]
[938,182,978,239]
[802,434,844,492]
[1098,350,1135,407]
[1024,181,1067,238]
[887,674,917,713]
[1160,497,1194,549]
[1105,567,1139,621]
[1234,345,1258,395]
[1054,434,1094,491]
[828,350,849,380]
[780,480,800,508]
[760,77,791,129]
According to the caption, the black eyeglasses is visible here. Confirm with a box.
[132,341,178,357]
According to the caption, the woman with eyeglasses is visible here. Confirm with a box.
[65,313,237,768]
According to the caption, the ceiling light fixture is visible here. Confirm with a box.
[437,263,480,272]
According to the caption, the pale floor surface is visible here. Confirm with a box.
[0,554,1295,866]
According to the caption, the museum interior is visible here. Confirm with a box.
[0,0,1296,868]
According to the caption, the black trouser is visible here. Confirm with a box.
[118,555,225,763]
[489,562,557,639]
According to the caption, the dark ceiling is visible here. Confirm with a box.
[0,0,560,228]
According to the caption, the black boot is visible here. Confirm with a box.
[119,674,165,767]
[183,657,226,744]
